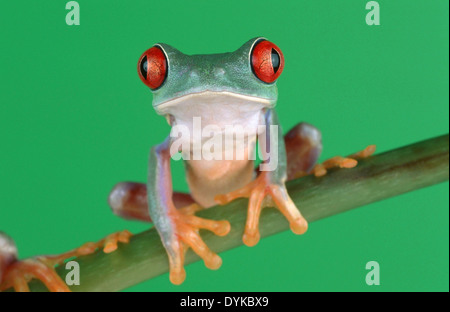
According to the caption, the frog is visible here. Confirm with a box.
[0,38,375,291]
[107,37,369,285]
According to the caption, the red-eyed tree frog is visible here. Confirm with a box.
[0,38,375,291]
[107,37,374,285]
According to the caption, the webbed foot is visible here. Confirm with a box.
[312,145,376,177]
[163,204,230,285]
[215,171,307,247]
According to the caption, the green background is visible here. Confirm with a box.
[0,0,448,292]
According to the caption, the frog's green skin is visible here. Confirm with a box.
[109,38,323,285]
[151,39,277,107]
[154,38,278,208]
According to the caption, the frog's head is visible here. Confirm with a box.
[137,38,284,117]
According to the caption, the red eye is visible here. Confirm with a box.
[138,46,167,90]
[251,40,284,84]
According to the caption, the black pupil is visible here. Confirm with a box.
[271,49,280,73]
[140,56,148,79]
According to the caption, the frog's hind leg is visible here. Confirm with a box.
[312,145,376,177]
[0,231,71,292]
[108,182,196,222]
[283,122,376,178]
[0,230,133,292]
[0,232,18,288]
[284,122,323,180]
[1,259,71,292]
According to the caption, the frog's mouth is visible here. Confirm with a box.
[154,91,276,116]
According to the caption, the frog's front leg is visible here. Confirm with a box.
[216,109,308,246]
[148,137,230,285]
[215,116,376,247]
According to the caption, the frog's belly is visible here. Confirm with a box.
[161,96,267,207]
[185,147,256,208]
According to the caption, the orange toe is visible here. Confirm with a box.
[102,230,133,254]
[163,207,230,285]
[177,215,228,270]
[270,184,308,235]
[243,229,261,247]
[309,145,376,178]
[0,259,70,292]
[167,239,187,285]
[338,157,358,168]
[313,164,327,177]
[170,268,186,285]
[350,145,377,159]
[214,182,253,205]
[217,171,308,248]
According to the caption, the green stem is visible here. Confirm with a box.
[22,134,450,292]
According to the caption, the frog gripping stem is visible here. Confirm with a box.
[215,171,308,247]
[311,145,376,177]
[0,230,132,292]
[164,204,230,285]
[0,232,70,292]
